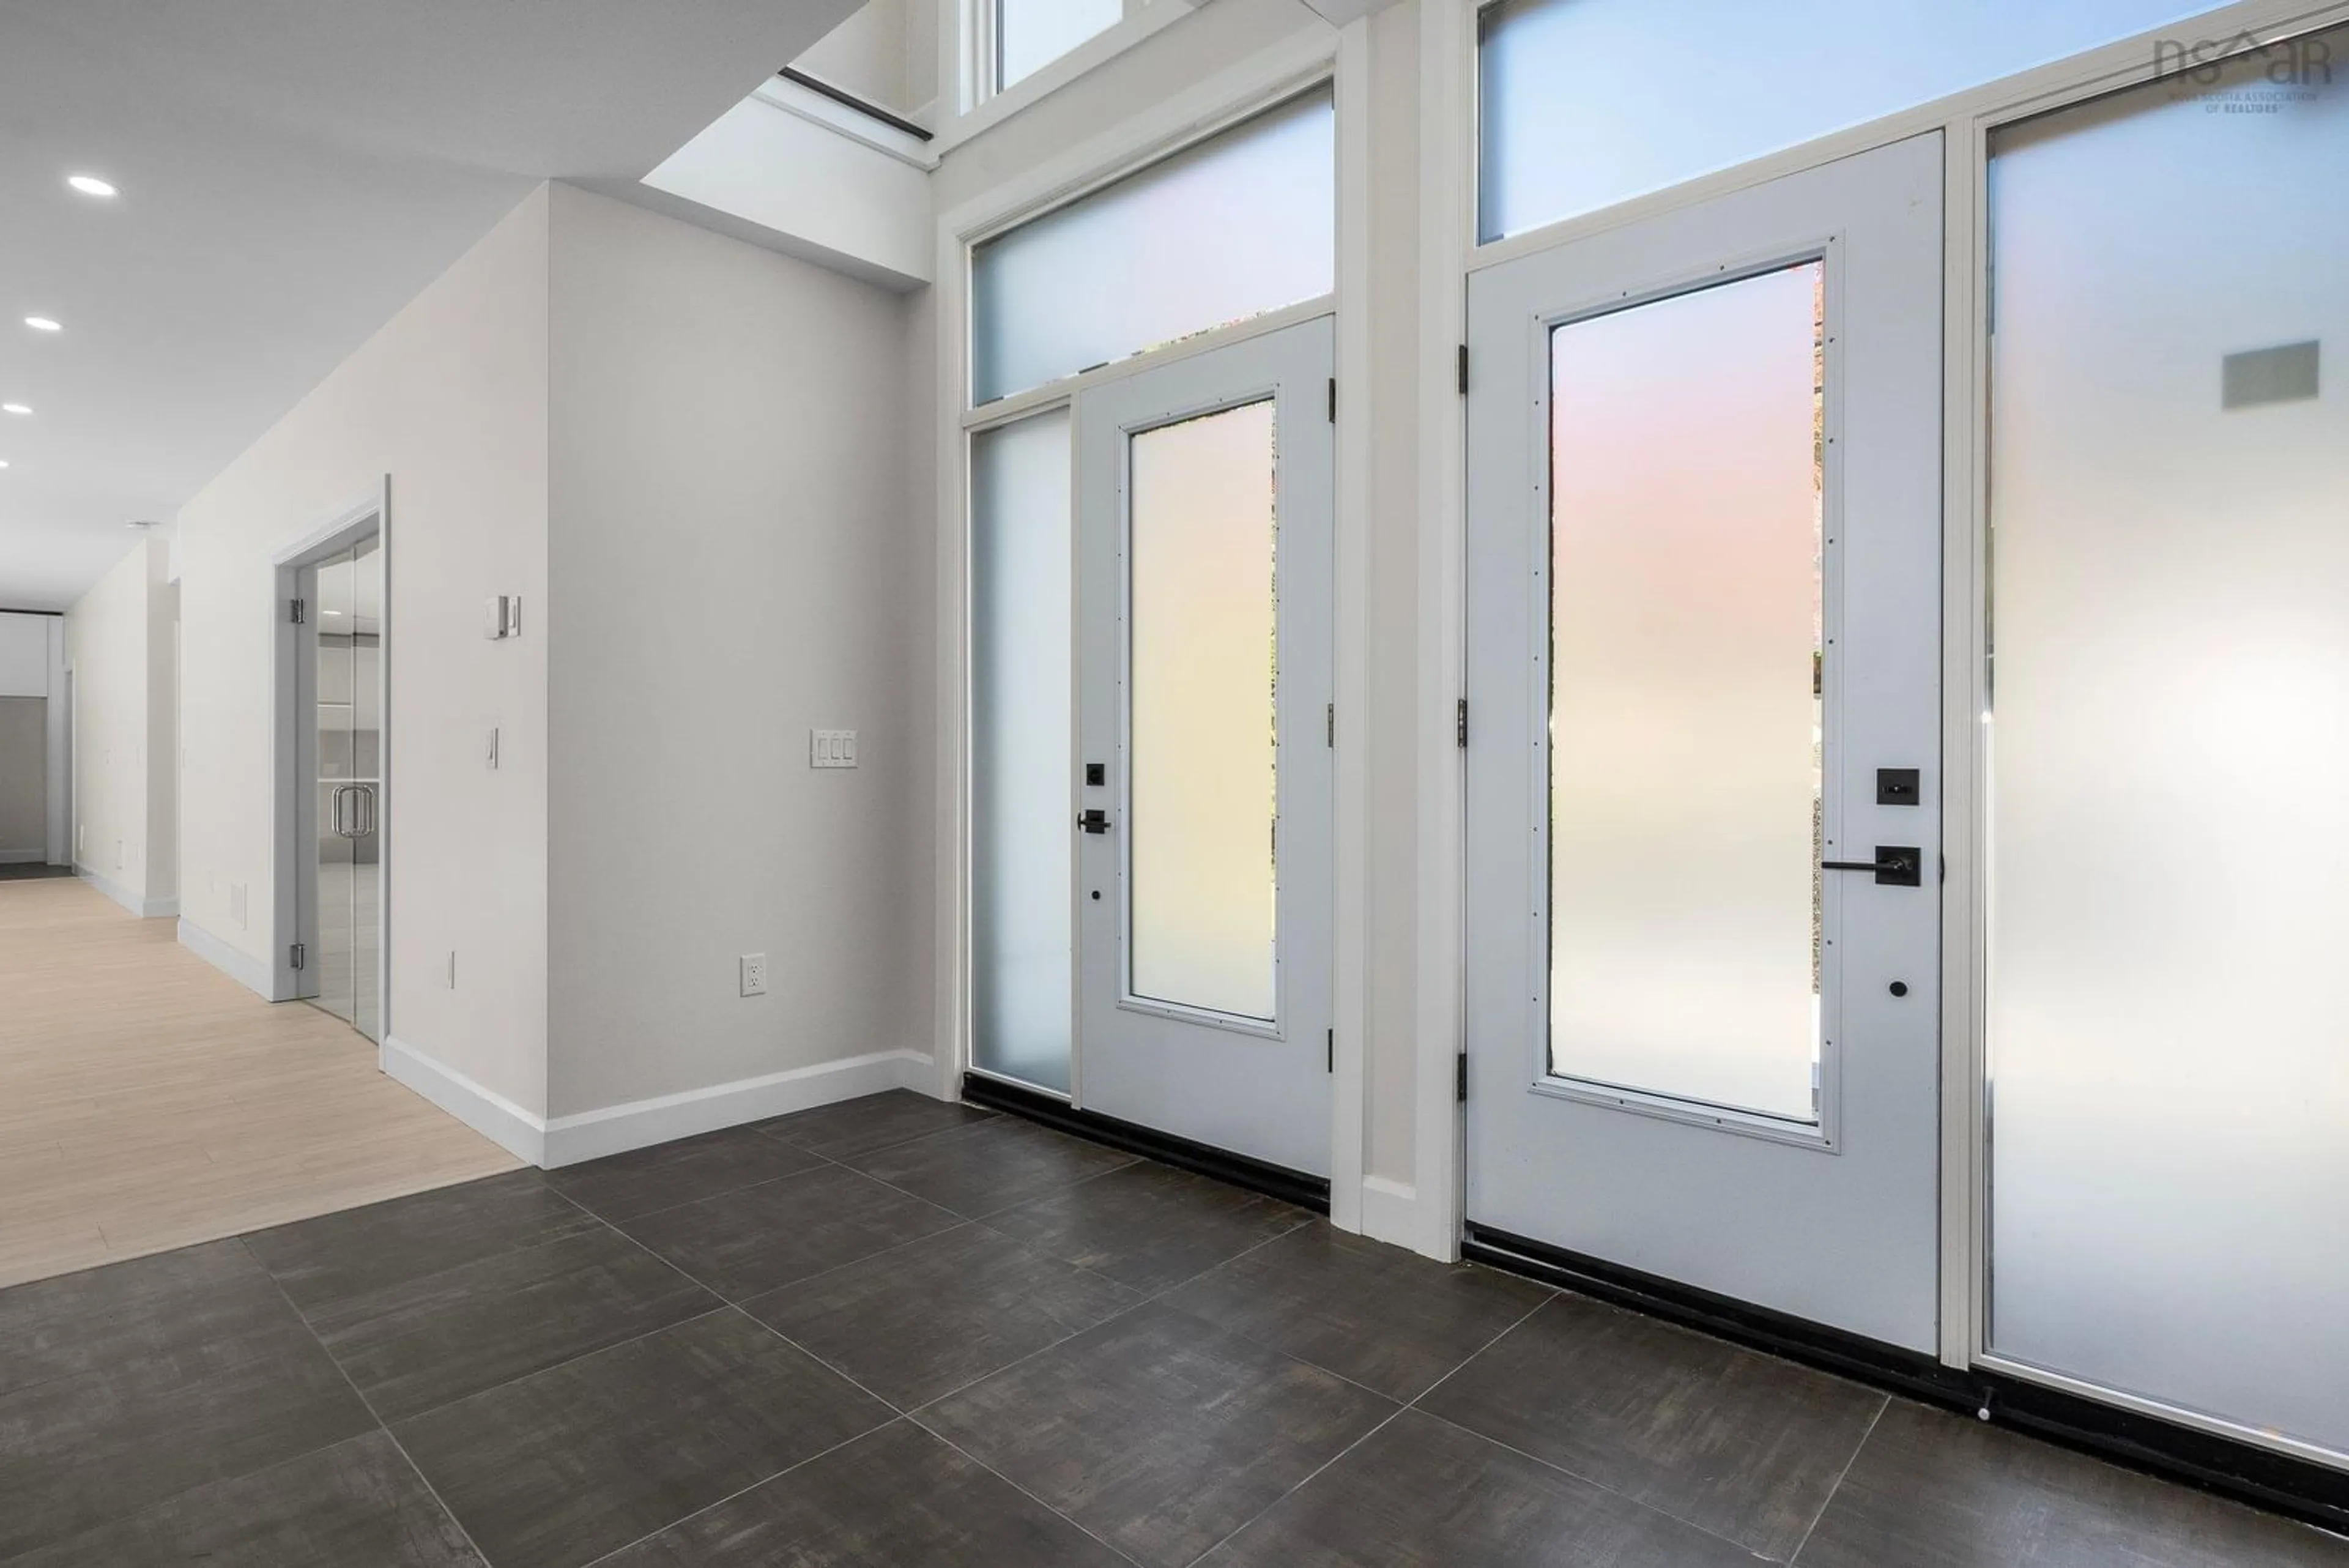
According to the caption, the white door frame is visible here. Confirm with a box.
[1419,0,2349,1417]
[269,478,390,1038]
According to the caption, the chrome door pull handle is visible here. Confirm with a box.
[1821,847,1921,887]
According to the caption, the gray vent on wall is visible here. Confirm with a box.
[2222,340,2319,410]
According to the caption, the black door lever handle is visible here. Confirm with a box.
[1821,847,1921,887]
[1077,809,1111,835]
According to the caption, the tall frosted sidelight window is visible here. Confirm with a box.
[1987,28,2349,1457]
[971,89,1334,404]
[1548,262,1825,1124]
[998,0,1122,90]
[971,409,1074,1092]
[1478,0,2230,240]
[1128,399,1279,1021]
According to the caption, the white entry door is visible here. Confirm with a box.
[1072,317,1335,1180]
[1463,135,1944,1351]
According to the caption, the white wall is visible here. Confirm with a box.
[546,183,930,1121]
[176,187,552,1117]
[64,538,176,910]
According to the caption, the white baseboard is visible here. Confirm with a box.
[540,1048,936,1167]
[0,849,45,864]
[142,895,180,918]
[177,917,278,998]
[377,1038,938,1170]
[77,863,150,918]
[380,1037,547,1165]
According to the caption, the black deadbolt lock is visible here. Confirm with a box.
[1085,762,1107,787]
[1876,767,1921,806]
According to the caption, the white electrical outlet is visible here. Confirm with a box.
[740,953,770,997]
[809,729,858,768]
[230,882,248,927]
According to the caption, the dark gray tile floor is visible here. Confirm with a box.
[4,1088,2345,1567]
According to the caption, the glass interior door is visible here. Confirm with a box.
[310,537,382,1039]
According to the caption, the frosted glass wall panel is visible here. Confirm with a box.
[1987,32,2349,1456]
[1129,400,1278,1020]
[973,409,1075,1092]
[1000,0,1122,89]
[1479,0,2230,240]
[972,89,1333,403]
[1549,264,1824,1123]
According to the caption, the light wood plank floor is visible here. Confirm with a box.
[0,877,520,1288]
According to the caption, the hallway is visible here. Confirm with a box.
[0,877,518,1288]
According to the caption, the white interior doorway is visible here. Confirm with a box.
[270,483,390,1042]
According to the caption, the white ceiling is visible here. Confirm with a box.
[0,0,858,611]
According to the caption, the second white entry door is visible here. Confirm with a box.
[1072,316,1335,1180]
[1464,135,1945,1352]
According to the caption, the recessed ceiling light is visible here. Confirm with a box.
[24,316,62,333]
[0,403,27,416]
[0,459,11,469]
[67,174,118,198]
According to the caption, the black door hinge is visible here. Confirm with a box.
[1327,376,1337,423]
[1327,1028,1334,1073]
[289,598,306,625]
[1455,1053,1468,1102]
[1326,702,1335,748]
[289,942,306,971]
[1456,697,1469,748]
[1457,343,1469,395]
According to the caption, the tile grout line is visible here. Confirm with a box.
[908,1414,1159,1568]
[1181,1405,1414,1567]
[568,1414,910,1568]
[1786,1393,1887,1565]
[249,1188,743,1429]
[899,1208,1326,1418]
[1405,1400,1783,1562]
[233,1235,500,1568]
[1388,1290,1825,1562]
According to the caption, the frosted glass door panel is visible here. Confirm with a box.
[999,0,1121,89]
[1127,399,1277,1022]
[972,409,1075,1093]
[1479,0,2228,240]
[1549,264,1824,1124]
[972,89,1333,404]
[1987,32,2349,1457]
